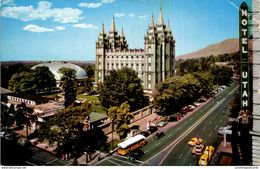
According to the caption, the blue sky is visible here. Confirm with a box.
[1,0,253,61]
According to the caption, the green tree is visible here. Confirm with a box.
[58,67,77,108]
[8,71,37,93]
[210,65,233,85]
[8,66,56,94]
[99,67,149,112]
[34,66,56,92]
[153,73,211,116]
[15,103,34,137]
[83,64,95,78]
[38,105,107,160]
[107,102,133,139]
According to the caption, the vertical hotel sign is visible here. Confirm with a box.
[239,2,249,110]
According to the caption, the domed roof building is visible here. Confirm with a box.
[32,62,87,87]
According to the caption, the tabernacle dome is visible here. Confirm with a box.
[32,62,87,87]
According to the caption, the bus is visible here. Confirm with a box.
[117,135,146,155]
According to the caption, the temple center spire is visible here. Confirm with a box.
[158,3,164,25]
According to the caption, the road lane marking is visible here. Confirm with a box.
[177,127,181,131]
[25,161,37,166]
[204,140,207,144]
[144,150,149,153]
[155,142,161,147]
[167,134,173,138]
[185,122,187,125]
[209,132,213,137]
[209,121,212,124]
[178,153,183,159]
[112,157,136,166]
[220,119,223,123]
[46,159,58,165]
[215,125,218,129]
[203,127,206,131]
[107,159,120,166]
[142,98,227,166]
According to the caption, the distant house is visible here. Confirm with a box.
[7,93,49,106]
[33,101,65,123]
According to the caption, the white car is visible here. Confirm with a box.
[188,105,196,110]
[193,103,200,107]
[156,121,168,127]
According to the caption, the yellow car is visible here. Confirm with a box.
[199,146,215,166]
[199,154,209,166]
[204,146,215,160]
[188,137,203,146]
[192,144,204,155]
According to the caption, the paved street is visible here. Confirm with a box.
[96,82,238,166]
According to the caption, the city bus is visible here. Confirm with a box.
[117,135,146,155]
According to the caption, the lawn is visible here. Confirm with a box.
[76,94,99,102]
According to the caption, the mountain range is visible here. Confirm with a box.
[176,38,239,61]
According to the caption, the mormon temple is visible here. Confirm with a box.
[95,3,175,92]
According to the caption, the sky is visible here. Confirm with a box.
[1,0,254,61]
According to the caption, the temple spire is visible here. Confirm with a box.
[110,16,116,32]
[157,3,164,25]
[101,22,105,34]
[150,13,155,27]
[121,27,124,37]
[166,20,171,32]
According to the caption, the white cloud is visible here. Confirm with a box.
[2,0,16,6]
[101,0,115,3]
[115,13,125,17]
[2,1,83,23]
[78,3,102,8]
[138,15,148,19]
[55,26,65,30]
[128,13,134,17]
[73,23,98,29]
[23,24,54,33]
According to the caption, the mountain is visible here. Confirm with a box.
[176,38,239,61]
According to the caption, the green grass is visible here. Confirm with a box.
[41,92,62,99]
[76,94,99,102]
[91,105,106,114]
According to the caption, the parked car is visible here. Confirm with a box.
[148,126,158,134]
[156,121,168,127]
[188,105,196,110]
[17,137,30,147]
[139,131,150,137]
[153,131,165,140]
[128,149,145,161]
[193,102,200,107]
[197,98,206,103]
[166,115,178,122]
